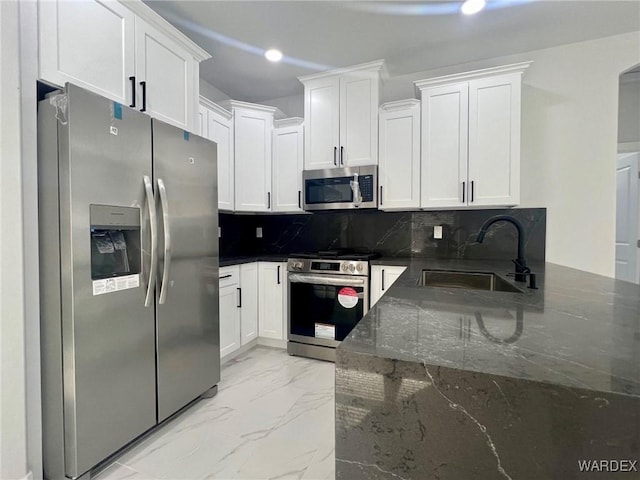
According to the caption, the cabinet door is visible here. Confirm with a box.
[239,263,259,345]
[421,84,469,208]
[209,109,235,211]
[370,265,407,307]
[219,284,240,358]
[272,124,304,212]
[379,103,421,210]
[135,17,196,131]
[468,74,521,207]
[339,71,379,167]
[39,0,135,105]
[234,108,273,212]
[303,76,340,170]
[258,262,286,340]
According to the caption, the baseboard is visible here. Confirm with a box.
[221,339,258,364]
[256,337,287,349]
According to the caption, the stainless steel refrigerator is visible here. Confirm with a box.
[38,84,220,480]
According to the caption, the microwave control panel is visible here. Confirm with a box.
[359,175,374,201]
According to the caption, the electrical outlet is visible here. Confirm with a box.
[218,227,221,238]
[434,225,443,239]
[256,227,263,238]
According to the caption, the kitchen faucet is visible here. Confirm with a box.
[476,215,531,283]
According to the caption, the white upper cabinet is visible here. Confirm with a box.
[301,75,340,170]
[39,0,135,106]
[272,118,304,212]
[200,98,234,211]
[415,62,530,209]
[300,60,384,170]
[467,74,522,206]
[134,17,195,131]
[38,0,210,132]
[224,101,276,212]
[378,100,421,210]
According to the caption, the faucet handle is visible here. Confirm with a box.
[512,258,530,274]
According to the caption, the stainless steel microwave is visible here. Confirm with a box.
[303,165,378,211]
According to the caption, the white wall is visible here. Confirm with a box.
[384,32,640,277]
[199,78,231,103]
[261,93,304,118]
[0,1,30,479]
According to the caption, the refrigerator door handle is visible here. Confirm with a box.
[143,176,158,307]
[157,178,172,305]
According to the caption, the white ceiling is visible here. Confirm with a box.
[145,1,640,103]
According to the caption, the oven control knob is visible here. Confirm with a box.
[292,261,303,270]
[356,263,363,272]
[341,263,348,271]
[348,264,355,273]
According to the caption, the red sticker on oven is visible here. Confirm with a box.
[338,287,359,309]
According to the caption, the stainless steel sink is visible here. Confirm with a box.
[419,270,524,293]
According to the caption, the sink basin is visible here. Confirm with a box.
[419,269,524,293]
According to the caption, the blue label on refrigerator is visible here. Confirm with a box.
[184,131,190,141]
[113,102,123,120]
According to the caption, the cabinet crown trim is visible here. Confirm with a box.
[120,0,211,61]
[414,61,532,94]
[274,117,304,128]
[200,96,233,119]
[380,99,420,112]
[298,59,387,84]
[219,99,278,115]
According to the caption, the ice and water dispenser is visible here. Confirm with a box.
[89,205,141,292]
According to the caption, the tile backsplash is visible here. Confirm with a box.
[219,208,546,262]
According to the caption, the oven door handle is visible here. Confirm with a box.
[288,273,366,287]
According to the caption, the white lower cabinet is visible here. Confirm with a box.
[258,262,287,340]
[378,100,421,210]
[219,266,240,358]
[239,263,259,345]
[370,265,407,306]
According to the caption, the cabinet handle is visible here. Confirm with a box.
[298,190,301,209]
[220,274,232,280]
[140,81,147,112]
[267,192,271,209]
[462,181,466,203]
[129,76,136,108]
[471,181,475,203]
[382,269,385,291]
[277,265,281,285]
[333,147,337,166]
[380,185,383,206]
[340,146,344,165]
[237,287,242,308]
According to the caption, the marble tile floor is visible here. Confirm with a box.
[95,347,335,480]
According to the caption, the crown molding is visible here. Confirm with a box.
[199,96,232,120]
[120,0,211,61]
[298,59,386,84]
[274,117,304,128]
[414,61,532,96]
[380,99,420,112]
[218,99,279,115]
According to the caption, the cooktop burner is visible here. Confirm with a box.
[290,249,380,261]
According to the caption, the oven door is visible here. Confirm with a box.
[288,273,369,347]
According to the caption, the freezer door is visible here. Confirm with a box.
[56,84,157,477]
[152,120,220,421]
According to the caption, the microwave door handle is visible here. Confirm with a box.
[143,175,157,307]
[157,178,171,305]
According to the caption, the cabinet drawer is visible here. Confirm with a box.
[219,265,239,287]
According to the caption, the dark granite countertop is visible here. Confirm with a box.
[219,254,290,267]
[341,257,640,397]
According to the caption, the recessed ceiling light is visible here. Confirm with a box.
[265,49,283,62]
[461,0,486,15]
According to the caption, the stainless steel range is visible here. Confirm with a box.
[287,250,377,362]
